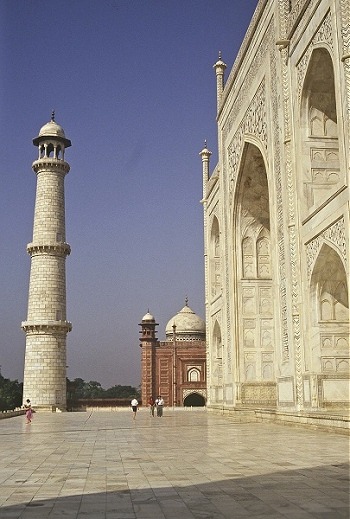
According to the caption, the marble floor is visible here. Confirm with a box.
[0,409,348,518]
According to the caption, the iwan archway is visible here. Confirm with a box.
[183,393,206,407]
[233,142,276,407]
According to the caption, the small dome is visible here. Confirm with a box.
[142,311,155,322]
[165,301,205,341]
[33,113,71,147]
[38,120,66,139]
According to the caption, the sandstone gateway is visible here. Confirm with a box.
[201,0,349,425]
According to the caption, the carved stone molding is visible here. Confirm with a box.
[340,0,350,140]
[241,382,277,404]
[21,320,72,334]
[32,159,70,175]
[306,216,347,278]
[209,201,220,221]
[27,242,71,257]
[297,11,333,103]
[227,80,267,196]
[223,24,272,142]
[287,0,319,38]
[222,0,268,108]
[182,388,207,400]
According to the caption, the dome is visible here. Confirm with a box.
[33,113,71,147]
[165,301,205,341]
[38,120,66,139]
[142,311,155,322]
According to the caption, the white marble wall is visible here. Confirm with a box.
[203,0,349,413]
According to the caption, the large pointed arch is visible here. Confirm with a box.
[300,47,342,216]
[308,243,349,374]
[233,141,276,392]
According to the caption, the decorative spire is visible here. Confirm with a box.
[214,51,226,66]
[51,110,55,122]
[185,296,188,306]
[199,141,212,157]
[213,52,227,113]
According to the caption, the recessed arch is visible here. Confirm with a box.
[183,392,206,407]
[310,243,348,324]
[233,141,275,383]
[210,215,221,299]
[308,242,349,375]
[300,47,341,213]
[187,367,200,382]
[213,320,222,359]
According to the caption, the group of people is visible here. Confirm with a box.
[148,395,164,417]
[130,395,164,419]
[24,397,166,422]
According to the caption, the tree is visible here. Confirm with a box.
[0,375,23,411]
[66,378,140,401]
[104,385,139,399]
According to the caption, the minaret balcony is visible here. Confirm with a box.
[32,158,70,175]
[27,242,71,257]
[21,320,72,334]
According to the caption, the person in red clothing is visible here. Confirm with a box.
[148,396,155,416]
[24,399,33,424]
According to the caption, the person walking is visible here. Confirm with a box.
[131,397,138,420]
[148,396,155,416]
[24,399,33,424]
[155,395,164,417]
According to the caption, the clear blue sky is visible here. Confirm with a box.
[0,0,257,388]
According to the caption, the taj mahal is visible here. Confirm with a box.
[21,0,349,429]
[201,0,349,425]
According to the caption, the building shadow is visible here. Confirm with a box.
[1,462,349,518]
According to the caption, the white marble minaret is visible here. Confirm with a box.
[22,113,72,411]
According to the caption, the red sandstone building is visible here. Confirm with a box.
[139,300,206,407]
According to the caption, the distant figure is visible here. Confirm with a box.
[148,396,155,416]
[131,398,138,420]
[155,395,164,417]
[24,399,33,424]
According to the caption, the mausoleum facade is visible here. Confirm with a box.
[201,0,349,417]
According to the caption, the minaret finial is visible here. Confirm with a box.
[204,139,207,148]
[185,296,188,306]
[51,110,55,122]
[219,50,222,60]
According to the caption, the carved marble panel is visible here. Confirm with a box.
[306,217,347,279]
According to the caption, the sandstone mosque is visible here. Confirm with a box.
[22,0,349,427]
[139,299,206,407]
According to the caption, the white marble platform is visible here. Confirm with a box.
[0,409,348,518]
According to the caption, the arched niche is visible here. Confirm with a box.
[309,243,349,372]
[211,320,222,384]
[234,142,275,382]
[311,243,348,324]
[187,368,200,382]
[301,47,341,214]
[183,393,206,407]
[210,216,221,299]
[213,320,222,359]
